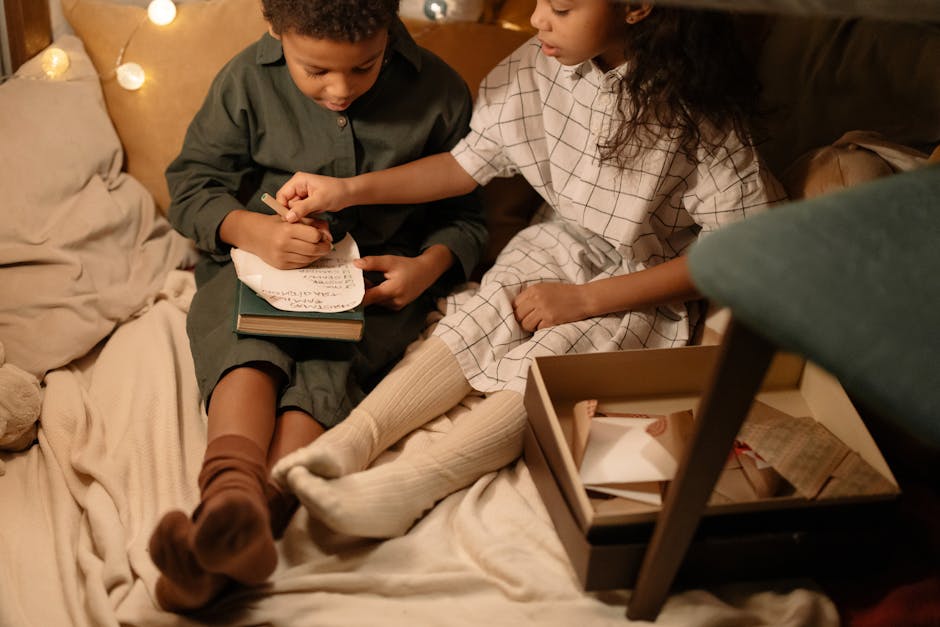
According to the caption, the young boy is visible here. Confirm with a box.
[149,0,486,613]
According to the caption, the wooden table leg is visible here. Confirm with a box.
[627,318,776,621]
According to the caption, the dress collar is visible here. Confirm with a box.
[559,57,628,92]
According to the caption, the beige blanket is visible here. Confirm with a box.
[0,271,838,627]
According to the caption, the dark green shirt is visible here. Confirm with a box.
[166,19,486,285]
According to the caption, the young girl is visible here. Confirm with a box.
[271,0,787,539]
[148,0,486,612]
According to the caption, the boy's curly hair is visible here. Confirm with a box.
[602,6,763,167]
[262,0,401,42]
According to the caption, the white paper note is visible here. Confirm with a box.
[579,417,679,485]
[231,235,365,312]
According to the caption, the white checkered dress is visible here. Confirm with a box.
[435,38,786,394]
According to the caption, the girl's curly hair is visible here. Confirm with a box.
[262,0,401,42]
[601,6,763,167]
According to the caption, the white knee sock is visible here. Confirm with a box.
[285,390,526,538]
[271,336,472,482]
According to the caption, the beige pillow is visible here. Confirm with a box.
[63,0,269,212]
[0,36,189,379]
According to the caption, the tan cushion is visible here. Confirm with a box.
[782,131,929,200]
[781,145,894,200]
[63,0,268,213]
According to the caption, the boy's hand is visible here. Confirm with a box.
[249,213,333,269]
[277,172,352,222]
[355,246,451,309]
[513,282,589,331]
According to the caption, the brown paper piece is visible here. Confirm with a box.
[737,401,849,499]
[643,409,695,463]
[571,399,597,468]
[736,448,784,498]
[712,467,761,503]
[817,451,898,498]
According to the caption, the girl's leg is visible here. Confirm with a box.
[272,336,472,481]
[265,409,324,537]
[285,390,526,539]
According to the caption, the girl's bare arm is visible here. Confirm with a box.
[278,153,478,220]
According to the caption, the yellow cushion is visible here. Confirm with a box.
[403,19,530,96]
[493,0,535,33]
[63,0,268,212]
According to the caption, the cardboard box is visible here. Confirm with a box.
[523,345,900,590]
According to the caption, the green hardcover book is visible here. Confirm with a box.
[234,280,364,341]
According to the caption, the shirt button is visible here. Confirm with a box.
[336,115,348,128]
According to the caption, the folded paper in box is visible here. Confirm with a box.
[573,401,694,505]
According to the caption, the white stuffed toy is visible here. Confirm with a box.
[0,341,41,475]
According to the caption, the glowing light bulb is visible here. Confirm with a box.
[116,62,145,90]
[424,0,448,21]
[40,47,70,79]
[147,0,177,26]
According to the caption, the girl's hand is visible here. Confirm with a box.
[249,213,333,269]
[354,251,446,310]
[276,172,352,222]
[513,282,590,331]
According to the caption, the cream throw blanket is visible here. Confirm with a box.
[0,271,838,627]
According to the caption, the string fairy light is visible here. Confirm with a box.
[147,0,178,26]
[40,47,71,79]
[1,0,176,90]
[113,0,178,90]
[423,0,449,20]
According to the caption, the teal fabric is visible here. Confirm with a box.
[688,164,940,448]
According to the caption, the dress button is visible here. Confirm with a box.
[336,115,348,128]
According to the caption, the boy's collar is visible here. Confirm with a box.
[256,17,422,71]
[387,17,423,70]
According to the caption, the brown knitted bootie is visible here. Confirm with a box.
[190,435,277,585]
[265,478,299,540]
[149,510,230,612]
